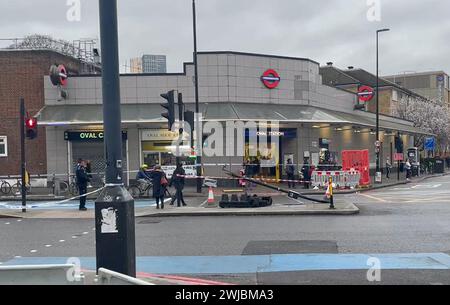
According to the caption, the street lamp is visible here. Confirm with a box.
[376,28,390,183]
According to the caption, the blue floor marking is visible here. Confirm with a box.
[4,253,450,274]
[0,200,155,210]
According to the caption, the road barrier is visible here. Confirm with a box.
[97,268,153,285]
[0,264,84,285]
[311,171,361,189]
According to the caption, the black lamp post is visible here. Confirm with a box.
[95,0,136,277]
[376,28,390,181]
[192,0,202,193]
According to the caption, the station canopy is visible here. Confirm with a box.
[36,102,431,136]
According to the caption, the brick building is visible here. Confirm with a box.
[0,50,92,176]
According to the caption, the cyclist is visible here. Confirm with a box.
[136,164,152,187]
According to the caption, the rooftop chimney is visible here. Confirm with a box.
[326,62,333,66]
[348,66,354,70]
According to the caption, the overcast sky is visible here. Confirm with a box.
[1,0,449,75]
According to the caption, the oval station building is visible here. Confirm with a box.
[38,51,428,184]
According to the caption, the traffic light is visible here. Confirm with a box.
[184,110,195,133]
[25,117,38,140]
[395,134,404,153]
[160,90,176,131]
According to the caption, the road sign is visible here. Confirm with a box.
[425,137,436,151]
[358,86,375,102]
[394,153,404,161]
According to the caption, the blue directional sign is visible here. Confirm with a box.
[425,137,436,151]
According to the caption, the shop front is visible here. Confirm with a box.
[65,130,128,185]
[140,129,194,168]
[244,128,298,179]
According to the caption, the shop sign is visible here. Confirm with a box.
[65,131,127,142]
[141,129,189,141]
[162,165,197,179]
[246,129,297,139]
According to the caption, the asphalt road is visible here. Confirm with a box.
[1,175,450,284]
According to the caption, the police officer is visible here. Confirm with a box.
[170,163,187,207]
[76,159,90,211]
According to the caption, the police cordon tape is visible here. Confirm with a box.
[176,175,309,184]
[0,164,342,180]
[1,187,107,210]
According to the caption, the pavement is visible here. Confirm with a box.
[0,194,358,219]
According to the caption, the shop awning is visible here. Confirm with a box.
[36,103,431,136]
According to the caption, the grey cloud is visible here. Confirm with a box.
[0,0,448,75]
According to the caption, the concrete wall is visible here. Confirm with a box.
[44,52,357,112]
[46,127,69,177]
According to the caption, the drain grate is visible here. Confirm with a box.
[242,240,338,255]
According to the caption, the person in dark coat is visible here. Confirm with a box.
[149,165,168,209]
[76,160,90,211]
[286,159,296,189]
[301,158,311,189]
[170,163,187,207]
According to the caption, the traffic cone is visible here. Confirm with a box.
[207,186,215,205]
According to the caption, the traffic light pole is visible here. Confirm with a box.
[193,0,202,193]
[95,0,136,277]
[20,98,26,213]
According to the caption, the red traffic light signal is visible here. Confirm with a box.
[25,117,38,140]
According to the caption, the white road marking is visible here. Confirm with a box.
[59,240,65,243]
[4,222,10,225]
[359,193,388,203]
[14,256,22,259]
[82,232,89,235]
[45,245,52,248]
[16,220,22,222]
[72,236,77,239]
[30,250,37,253]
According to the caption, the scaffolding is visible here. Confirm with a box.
[0,35,101,74]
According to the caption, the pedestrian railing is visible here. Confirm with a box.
[97,268,153,285]
[0,264,84,285]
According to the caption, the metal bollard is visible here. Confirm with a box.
[53,174,60,196]
[329,176,335,210]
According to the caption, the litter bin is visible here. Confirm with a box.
[434,159,445,174]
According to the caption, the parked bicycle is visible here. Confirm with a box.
[11,179,31,195]
[1,179,12,195]
[50,175,70,196]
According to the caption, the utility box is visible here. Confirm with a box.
[435,158,445,174]
[95,185,136,277]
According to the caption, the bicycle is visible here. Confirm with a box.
[11,179,31,195]
[50,175,70,196]
[128,179,153,198]
[1,179,12,195]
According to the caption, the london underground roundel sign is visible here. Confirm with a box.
[50,64,68,87]
[261,69,281,89]
[358,85,375,102]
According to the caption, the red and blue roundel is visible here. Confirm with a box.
[261,69,281,89]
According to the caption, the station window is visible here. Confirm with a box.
[0,136,7,157]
